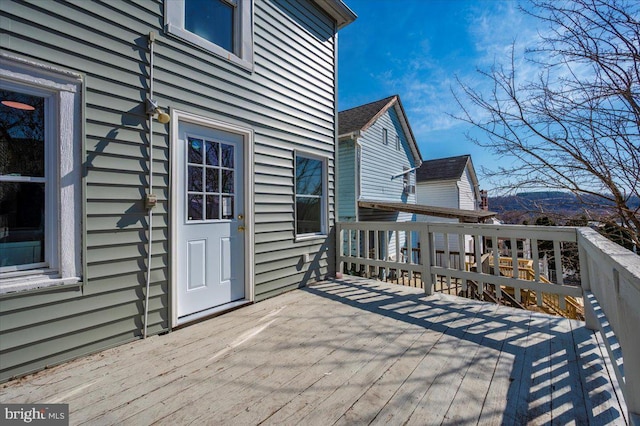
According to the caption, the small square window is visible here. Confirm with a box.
[185,0,235,52]
[166,0,253,69]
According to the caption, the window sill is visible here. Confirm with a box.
[166,24,254,71]
[295,233,328,243]
[0,273,82,297]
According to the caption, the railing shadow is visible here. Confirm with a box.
[304,277,626,425]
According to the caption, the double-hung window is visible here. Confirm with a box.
[166,0,254,69]
[0,56,82,293]
[295,153,326,237]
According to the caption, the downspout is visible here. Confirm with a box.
[143,31,155,339]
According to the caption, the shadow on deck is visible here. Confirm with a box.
[0,277,627,425]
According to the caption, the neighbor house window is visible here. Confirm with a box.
[1,56,82,292]
[166,0,254,69]
[382,128,388,145]
[295,153,326,237]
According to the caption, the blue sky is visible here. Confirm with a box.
[338,0,539,191]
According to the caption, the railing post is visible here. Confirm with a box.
[577,230,597,330]
[420,224,433,296]
[336,222,344,277]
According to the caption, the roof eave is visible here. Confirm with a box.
[312,0,357,30]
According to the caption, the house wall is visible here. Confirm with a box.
[337,139,356,221]
[458,167,477,210]
[358,107,417,205]
[0,0,338,382]
[416,176,471,254]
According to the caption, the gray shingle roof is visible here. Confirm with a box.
[338,95,397,135]
[416,155,471,182]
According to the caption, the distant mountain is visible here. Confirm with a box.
[488,191,639,223]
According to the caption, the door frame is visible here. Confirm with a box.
[169,109,255,327]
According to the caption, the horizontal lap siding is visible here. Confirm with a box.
[360,108,417,204]
[0,0,168,382]
[251,0,336,297]
[0,0,337,381]
[337,140,356,221]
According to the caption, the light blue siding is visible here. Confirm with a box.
[337,139,356,221]
[359,107,417,204]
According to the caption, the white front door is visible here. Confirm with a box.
[176,121,245,319]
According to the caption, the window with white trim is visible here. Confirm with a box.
[0,56,82,293]
[396,135,401,151]
[382,128,388,145]
[295,153,326,237]
[166,0,254,69]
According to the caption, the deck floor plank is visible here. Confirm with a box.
[0,277,627,426]
[476,308,532,426]
[332,298,465,426]
[369,298,489,425]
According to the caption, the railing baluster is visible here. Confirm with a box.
[491,236,501,299]
[407,230,413,283]
[553,240,566,310]
[532,238,543,307]
[374,230,380,279]
[475,234,483,298]
[511,238,521,303]
[444,233,451,290]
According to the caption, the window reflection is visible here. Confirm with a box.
[296,157,322,195]
[1,90,46,267]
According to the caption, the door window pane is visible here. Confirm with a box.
[188,194,203,220]
[188,165,203,192]
[222,195,234,219]
[185,0,234,52]
[205,140,219,166]
[205,168,219,192]
[221,143,234,168]
[222,170,234,193]
[188,137,203,164]
[206,195,220,220]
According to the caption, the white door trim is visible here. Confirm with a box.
[169,109,255,328]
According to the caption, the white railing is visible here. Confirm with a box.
[336,221,640,423]
[578,227,640,425]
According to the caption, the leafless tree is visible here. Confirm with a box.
[454,0,640,248]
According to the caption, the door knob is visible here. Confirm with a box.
[238,226,245,231]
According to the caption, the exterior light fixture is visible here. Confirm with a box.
[146,98,170,124]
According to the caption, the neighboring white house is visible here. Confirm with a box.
[415,155,490,258]
[337,95,422,260]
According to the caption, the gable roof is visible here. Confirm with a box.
[338,95,397,135]
[416,154,475,183]
[338,95,422,163]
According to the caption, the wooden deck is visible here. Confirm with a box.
[0,278,628,425]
